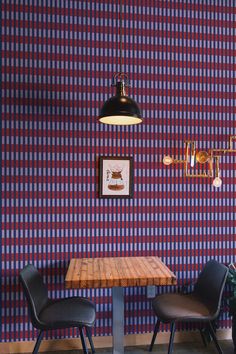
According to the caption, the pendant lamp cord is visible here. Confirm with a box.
[119,0,123,74]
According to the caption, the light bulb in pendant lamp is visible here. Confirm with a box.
[99,74,142,126]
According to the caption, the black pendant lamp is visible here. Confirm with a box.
[98,1,142,126]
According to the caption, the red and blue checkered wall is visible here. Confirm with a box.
[1,0,236,342]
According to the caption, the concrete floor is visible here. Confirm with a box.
[100,341,235,354]
[22,340,235,354]
[94,341,234,354]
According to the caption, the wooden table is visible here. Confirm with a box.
[65,257,176,354]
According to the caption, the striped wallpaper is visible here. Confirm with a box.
[1,0,236,343]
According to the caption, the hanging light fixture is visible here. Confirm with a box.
[98,0,142,125]
[163,135,236,188]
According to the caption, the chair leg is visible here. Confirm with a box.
[79,327,89,354]
[199,328,208,347]
[32,330,44,354]
[167,322,176,354]
[149,320,160,352]
[86,326,95,353]
[207,321,223,354]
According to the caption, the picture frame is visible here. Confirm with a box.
[99,157,133,198]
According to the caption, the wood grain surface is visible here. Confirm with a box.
[65,257,176,289]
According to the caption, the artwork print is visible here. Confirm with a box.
[99,157,133,198]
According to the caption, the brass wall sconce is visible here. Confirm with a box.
[163,135,236,188]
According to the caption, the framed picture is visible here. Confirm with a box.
[99,157,133,198]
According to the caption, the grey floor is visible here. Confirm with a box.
[21,340,235,354]
[97,341,235,354]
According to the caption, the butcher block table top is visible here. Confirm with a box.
[65,256,177,289]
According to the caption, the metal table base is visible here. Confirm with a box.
[112,287,124,354]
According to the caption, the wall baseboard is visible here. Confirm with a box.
[1,329,232,354]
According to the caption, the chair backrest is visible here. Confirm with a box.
[194,260,228,318]
[19,264,49,328]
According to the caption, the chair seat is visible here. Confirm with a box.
[39,297,96,330]
[152,293,213,322]
[149,260,228,354]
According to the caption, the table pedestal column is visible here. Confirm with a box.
[112,287,124,354]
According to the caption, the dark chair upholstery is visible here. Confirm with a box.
[19,264,96,354]
[149,260,229,354]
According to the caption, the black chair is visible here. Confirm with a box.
[149,260,229,354]
[19,264,96,354]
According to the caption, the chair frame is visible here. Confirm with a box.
[31,326,95,354]
[149,260,229,354]
[20,264,96,354]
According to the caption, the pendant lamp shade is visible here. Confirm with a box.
[99,80,142,126]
